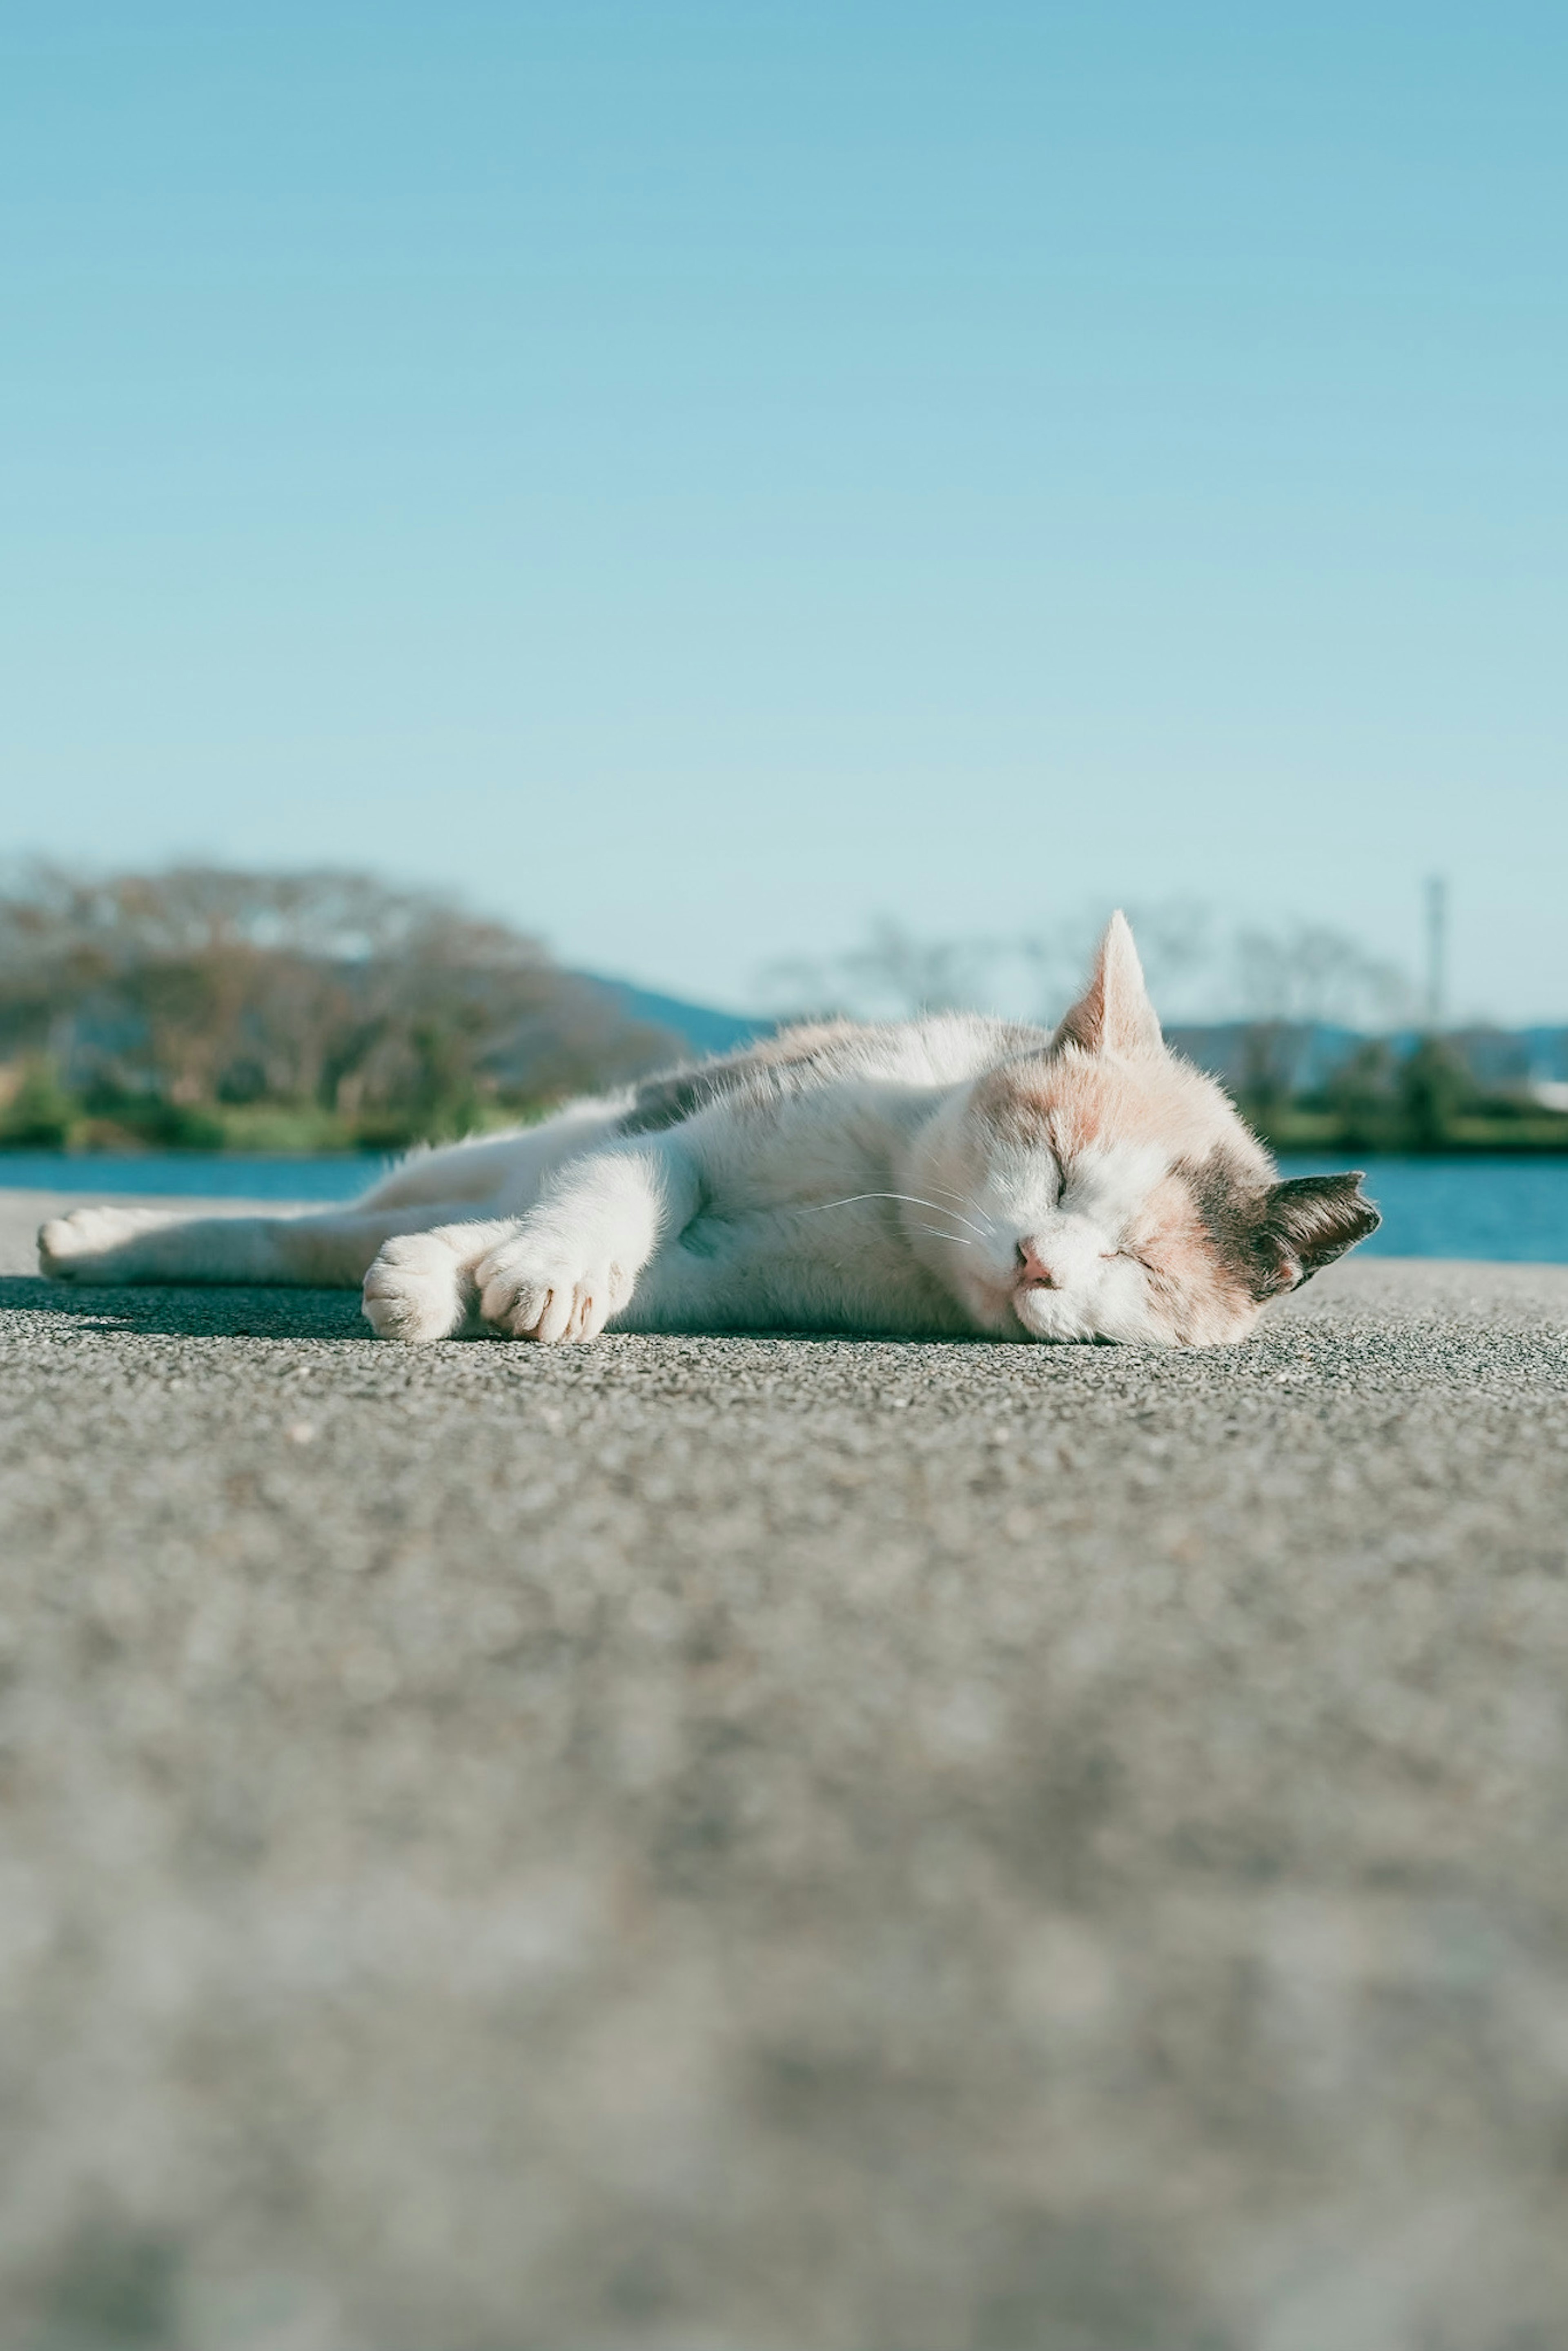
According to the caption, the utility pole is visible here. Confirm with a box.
[1424,875,1447,1032]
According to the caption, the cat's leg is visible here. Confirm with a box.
[359,1208,619,1344]
[38,1201,498,1292]
[477,1144,700,1343]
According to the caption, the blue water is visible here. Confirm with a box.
[0,1152,385,1201]
[1277,1156,1568,1263]
[1,1151,1566,1261]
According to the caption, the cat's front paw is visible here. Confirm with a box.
[475,1231,634,1343]
[38,1205,167,1281]
[362,1233,474,1343]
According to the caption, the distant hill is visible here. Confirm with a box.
[573,975,770,1062]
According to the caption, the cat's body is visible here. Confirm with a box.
[38,916,1380,1347]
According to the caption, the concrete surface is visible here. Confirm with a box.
[2,1189,1568,2351]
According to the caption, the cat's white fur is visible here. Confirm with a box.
[38,916,1379,1348]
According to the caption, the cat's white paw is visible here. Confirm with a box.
[38,1205,167,1281]
[361,1233,473,1343]
[475,1231,634,1343]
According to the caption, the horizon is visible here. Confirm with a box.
[4,3,1565,1020]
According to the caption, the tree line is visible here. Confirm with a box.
[2,870,1563,1157]
[763,911,1568,1155]
[0,865,677,1152]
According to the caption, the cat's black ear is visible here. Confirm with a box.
[1253,1173,1380,1295]
[1054,911,1163,1057]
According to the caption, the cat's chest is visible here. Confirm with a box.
[650,1081,956,1307]
[651,1187,958,1335]
[635,1094,968,1333]
[673,1128,938,1301]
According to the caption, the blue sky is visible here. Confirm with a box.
[3,2,1564,1018]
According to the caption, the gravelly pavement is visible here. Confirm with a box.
[3,1191,1568,2351]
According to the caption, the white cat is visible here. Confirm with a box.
[38,914,1379,1348]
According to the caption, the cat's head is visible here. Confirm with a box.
[907,912,1379,1346]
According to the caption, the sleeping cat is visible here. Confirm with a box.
[38,914,1379,1347]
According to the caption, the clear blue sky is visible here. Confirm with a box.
[3,2,1564,1018]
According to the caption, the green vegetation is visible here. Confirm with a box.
[0,1059,79,1149]
[1240,1033,1568,1156]
[0,864,674,1154]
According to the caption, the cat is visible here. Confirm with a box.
[38,913,1379,1348]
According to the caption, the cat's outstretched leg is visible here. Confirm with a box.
[363,1145,697,1344]
[39,1201,499,1292]
[477,1145,699,1342]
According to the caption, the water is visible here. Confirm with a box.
[1,1151,1566,1261]
[1277,1156,1568,1263]
[0,1152,385,1202]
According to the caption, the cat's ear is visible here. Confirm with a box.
[1054,911,1163,1057]
[1252,1173,1381,1295]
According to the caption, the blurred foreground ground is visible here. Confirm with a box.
[2,1193,1568,2351]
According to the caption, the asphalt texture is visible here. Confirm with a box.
[3,1189,1568,2351]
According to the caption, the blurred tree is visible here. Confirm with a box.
[1235,1022,1295,1132]
[0,864,674,1143]
[760,918,1000,1019]
[1397,1036,1471,1151]
[1325,1040,1400,1153]
[763,900,1216,1025]
[1232,923,1413,1030]
[0,1059,76,1148]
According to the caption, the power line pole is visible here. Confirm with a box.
[1424,875,1447,1032]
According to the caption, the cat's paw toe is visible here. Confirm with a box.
[38,1206,159,1280]
[362,1235,472,1343]
[476,1239,632,1343]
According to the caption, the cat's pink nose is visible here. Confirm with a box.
[1016,1240,1060,1290]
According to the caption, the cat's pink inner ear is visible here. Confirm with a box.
[1054,911,1163,1057]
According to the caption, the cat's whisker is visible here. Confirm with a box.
[802,1190,993,1239]
[923,1181,993,1219]
[913,1224,972,1246]
[921,1183,997,1233]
